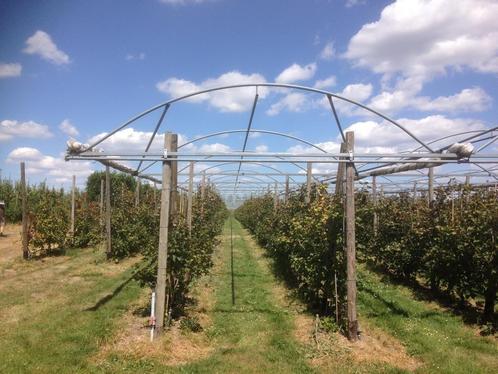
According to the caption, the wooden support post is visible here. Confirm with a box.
[105,165,112,259]
[20,162,28,260]
[135,178,140,207]
[412,181,417,203]
[335,142,346,198]
[284,175,289,203]
[372,176,378,236]
[306,162,312,204]
[155,133,177,335]
[465,175,471,185]
[428,167,434,205]
[187,161,194,234]
[201,171,206,200]
[345,131,358,342]
[273,182,278,210]
[71,175,76,241]
[99,178,104,227]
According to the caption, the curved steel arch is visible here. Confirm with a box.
[178,161,299,183]
[206,169,280,183]
[85,83,434,153]
[209,174,278,186]
[178,129,331,154]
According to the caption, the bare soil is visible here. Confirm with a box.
[0,224,22,264]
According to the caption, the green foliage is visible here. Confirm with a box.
[179,316,203,333]
[133,185,228,317]
[86,171,137,204]
[236,184,347,320]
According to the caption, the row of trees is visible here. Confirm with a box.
[235,183,497,324]
[0,172,228,318]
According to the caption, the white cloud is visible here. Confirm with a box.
[199,143,231,153]
[7,147,93,183]
[314,76,337,90]
[59,119,79,137]
[0,63,22,78]
[125,52,146,61]
[319,42,335,60]
[275,63,317,84]
[345,0,498,80]
[343,115,485,150]
[266,92,308,116]
[156,71,267,112]
[0,120,53,142]
[341,83,373,102]
[369,84,491,114]
[23,30,70,65]
[254,145,268,153]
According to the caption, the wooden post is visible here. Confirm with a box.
[465,175,471,185]
[335,142,346,198]
[345,131,358,342]
[187,161,194,234]
[306,162,312,204]
[170,136,178,217]
[273,182,278,210]
[372,176,378,235]
[71,175,76,241]
[428,167,434,205]
[105,165,112,258]
[155,133,177,334]
[135,178,140,207]
[284,175,289,203]
[20,162,28,260]
[99,178,104,227]
[412,181,417,203]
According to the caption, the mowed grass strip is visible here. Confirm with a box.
[0,247,141,374]
[358,266,498,374]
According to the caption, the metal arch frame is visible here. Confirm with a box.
[201,169,280,184]
[177,161,300,183]
[83,83,434,153]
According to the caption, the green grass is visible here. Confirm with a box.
[0,248,142,374]
[98,216,315,373]
[358,266,498,373]
[1,220,496,373]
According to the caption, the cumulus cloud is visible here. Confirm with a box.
[319,42,335,60]
[156,71,267,112]
[254,144,269,153]
[345,0,498,80]
[275,63,317,84]
[314,76,337,90]
[0,63,22,78]
[59,119,79,137]
[0,120,53,142]
[23,30,70,65]
[7,147,93,183]
[369,84,491,114]
[266,92,308,116]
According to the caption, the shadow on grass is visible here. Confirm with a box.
[363,261,496,334]
[84,276,134,311]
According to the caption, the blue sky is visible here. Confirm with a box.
[1,0,497,192]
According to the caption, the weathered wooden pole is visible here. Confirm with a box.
[428,167,434,205]
[70,175,76,241]
[187,161,194,234]
[335,142,346,198]
[99,178,104,227]
[155,133,177,335]
[105,165,112,259]
[465,175,471,185]
[372,176,378,235]
[20,162,28,260]
[345,131,358,342]
[412,181,417,203]
[306,162,312,204]
[135,178,140,207]
[284,175,289,203]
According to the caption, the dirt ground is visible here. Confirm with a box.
[0,224,22,264]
